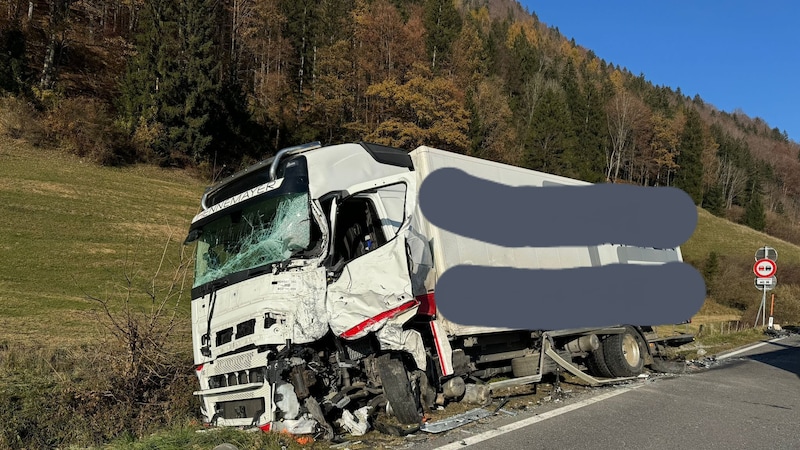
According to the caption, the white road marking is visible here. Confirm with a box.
[716,336,787,360]
[433,384,646,449]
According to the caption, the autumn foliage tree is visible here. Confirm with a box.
[365,63,469,151]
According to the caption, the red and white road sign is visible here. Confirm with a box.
[753,258,777,278]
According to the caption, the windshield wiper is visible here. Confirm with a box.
[200,279,228,358]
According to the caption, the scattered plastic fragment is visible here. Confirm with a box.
[336,407,371,436]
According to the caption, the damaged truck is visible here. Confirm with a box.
[184,142,691,435]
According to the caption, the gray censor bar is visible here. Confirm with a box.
[419,167,705,329]
[435,263,705,329]
[419,168,698,249]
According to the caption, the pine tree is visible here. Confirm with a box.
[525,87,575,174]
[120,0,250,165]
[423,0,462,70]
[674,108,704,203]
[170,0,223,162]
[742,177,766,231]
[702,183,725,216]
[702,251,719,294]
[560,60,585,179]
[561,60,584,132]
[743,192,766,231]
[118,0,178,149]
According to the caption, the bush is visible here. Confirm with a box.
[0,241,199,449]
[0,95,46,145]
[45,96,136,165]
[705,254,753,310]
[741,284,800,328]
[0,344,198,449]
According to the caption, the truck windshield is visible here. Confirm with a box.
[193,192,313,288]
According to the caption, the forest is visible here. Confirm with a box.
[2,0,800,241]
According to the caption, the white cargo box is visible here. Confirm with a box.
[408,146,681,335]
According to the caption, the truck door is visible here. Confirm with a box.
[326,173,420,340]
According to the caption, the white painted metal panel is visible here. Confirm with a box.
[410,146,597,277]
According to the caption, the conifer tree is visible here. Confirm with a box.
[120,0,250,165]
[674,108,704,203]
[423,0,462,70]
[169,0,223,162]
[118,0,177,147]
[579,81,609,182]
[526,87,575,174]
[742,179,766,231]
[702,183,725,216]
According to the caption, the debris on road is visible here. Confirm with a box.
[337,407,371,436]
[686,357,718,370]
[420,407,493,433]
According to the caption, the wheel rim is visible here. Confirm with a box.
[621,334,641,367]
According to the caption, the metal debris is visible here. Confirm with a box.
[686,356,717,369]
[420,407,493,433]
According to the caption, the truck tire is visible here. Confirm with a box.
[585,343,614,378]
[602,326,646,377]
[377,354,422,425]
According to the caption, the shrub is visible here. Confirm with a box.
[0,343,198,449]
[45,96,136,165]
[0,95,46,145]
[705,254,753,310]
[0,240,199,449]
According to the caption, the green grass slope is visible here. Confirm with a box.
[681,208,800,328]
[0,136,206,346]
[682,208,800,265]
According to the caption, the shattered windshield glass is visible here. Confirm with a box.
[193,192,313,288]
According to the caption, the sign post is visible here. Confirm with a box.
[768,294,775,329]
[753,246,777,328]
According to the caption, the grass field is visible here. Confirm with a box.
[682,207,800,265]
[0,136,205,347]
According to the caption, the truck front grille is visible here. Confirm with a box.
[208,366,266,389]
[218,398,265,420]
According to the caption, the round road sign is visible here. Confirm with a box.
[753,259,777,278]
[755,246,778,261]
[754,276,777,291]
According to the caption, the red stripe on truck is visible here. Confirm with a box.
[429,321,447,375]
[340,299,419,339]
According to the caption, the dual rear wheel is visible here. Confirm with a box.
[587,326,646,378]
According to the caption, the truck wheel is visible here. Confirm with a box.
[602,326,646,377]
[377,354,422,424]
[585,343,614,378]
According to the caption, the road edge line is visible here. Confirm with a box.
[716,336,787,360]
[433,384,645,449]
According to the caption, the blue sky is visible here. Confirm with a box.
[520,1,800,143]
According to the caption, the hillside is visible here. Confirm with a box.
[2,0,800,232]
[682,208,800,326]
[0,136,205,346]
[4,0,800,446]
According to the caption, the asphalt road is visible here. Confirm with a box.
[412,334,800,450]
